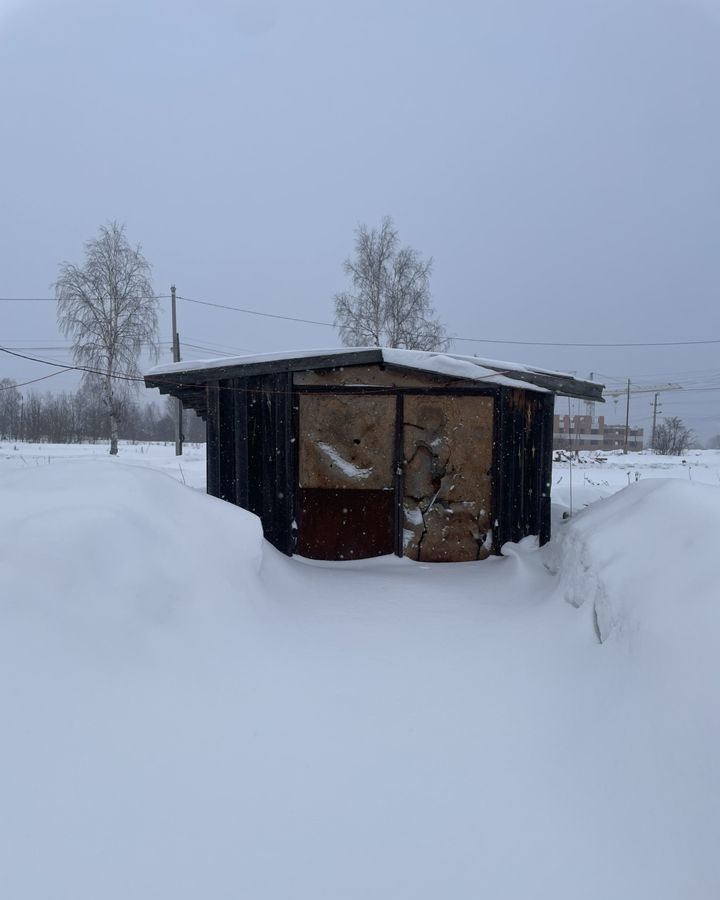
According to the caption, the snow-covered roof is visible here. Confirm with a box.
[145,347,603,402]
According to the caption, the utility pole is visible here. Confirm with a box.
[171,284,183,456]
[651,392,660,452]
[623,378,631,454]
[604,383,681,452]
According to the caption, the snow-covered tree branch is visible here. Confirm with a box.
[55,222,159,455]
[334,217,449,352]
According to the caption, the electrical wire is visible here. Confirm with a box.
[0,345,144,385]
[453,336,720,348]
[5,292,720,349]
[2,342,173,352]
[176,295,336,328]
[0,295,170,302]
[176,295,720,348]
[0,369,74,390]
[181,341,254,355]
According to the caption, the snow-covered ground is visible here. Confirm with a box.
[552,447,720,512]
[0,440,207,491]
[1,441,720,899]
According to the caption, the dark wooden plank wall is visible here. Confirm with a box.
[205,380,239,503]
[494,388,554,550]
[245,373,295,555]
[206,381,221,499]
[206,374,296,556]
[233,381,249,509]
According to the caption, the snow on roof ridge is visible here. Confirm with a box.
[146,345,572,382]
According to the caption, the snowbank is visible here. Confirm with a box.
[0,461,263,623]
[1,459,720,899]
[550,479,720,644]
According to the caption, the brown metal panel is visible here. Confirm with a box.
[296,488,395,560]
[298,394,395,490]
[403,395,494,562]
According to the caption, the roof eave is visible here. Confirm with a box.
[144,350,604,404]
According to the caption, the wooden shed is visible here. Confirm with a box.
[144,349,602,562]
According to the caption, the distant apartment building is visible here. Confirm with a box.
[553,414,644,451]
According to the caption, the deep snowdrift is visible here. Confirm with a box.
[1,460,719,899]
[551,478,720,644]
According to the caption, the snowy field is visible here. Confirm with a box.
[1,441,720,899]
[552,447,720,512]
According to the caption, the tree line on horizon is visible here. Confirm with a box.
[0,378,205,445]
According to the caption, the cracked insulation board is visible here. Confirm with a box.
[298,394,395,490]
[403,395,494,562]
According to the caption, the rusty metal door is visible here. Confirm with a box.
[296,394,396,559]
[402,395,494,562]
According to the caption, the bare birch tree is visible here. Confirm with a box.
[653,416,694,456]
[334,217,449,351]
[55,222,159,455]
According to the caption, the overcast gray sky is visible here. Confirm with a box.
[2,0,719,438]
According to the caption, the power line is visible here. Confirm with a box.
[182,342,254,356]
[5,291,720,349]
[177,295,336,328]
[177,295,720,348]
[0,369,74,390]
[1,346,75,352]
[453,336,720,348]
[2,342,173,352]
[0,345,143,385]
[0,296,172,307]
[2,336,228,348]
[595,368,720,379]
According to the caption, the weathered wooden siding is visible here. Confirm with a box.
[494,388,554,549]
[206,374,295,556]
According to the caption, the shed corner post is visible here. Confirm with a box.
[491,387,507,554]
[393,391,405,558]
[538,392,555,546]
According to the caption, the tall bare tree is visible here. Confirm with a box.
[55,222,159,455]
[334,216,449,351]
